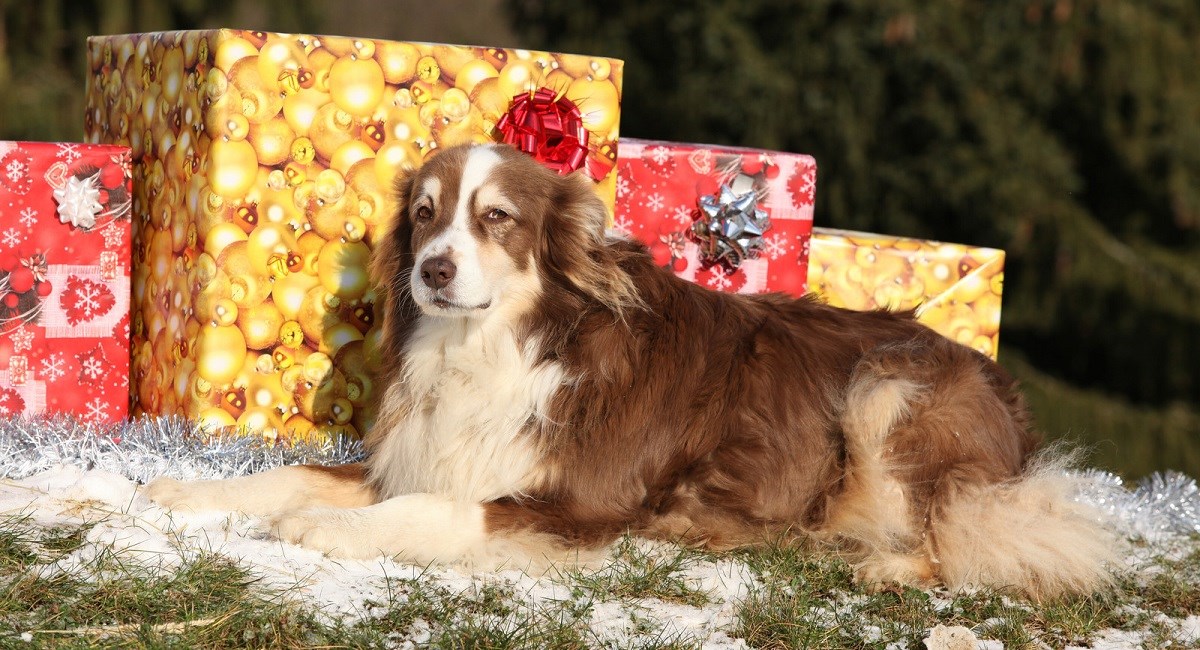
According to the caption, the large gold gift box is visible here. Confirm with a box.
[807,228,1005,360]
[84,30,623,441]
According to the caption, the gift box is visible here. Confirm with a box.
[84,30,623,442]
[0,141,132,423]
[613,138,816,296]
[807,228,1005,359]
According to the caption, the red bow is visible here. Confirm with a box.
[496,87,590,176]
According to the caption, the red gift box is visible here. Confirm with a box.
[614,138,816,296]
[0,142,132,423]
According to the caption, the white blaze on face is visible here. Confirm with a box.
[410,147,503,313]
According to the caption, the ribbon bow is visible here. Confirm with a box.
[691,183,771,270]
[52,173,103,230]
[496,87,589,176]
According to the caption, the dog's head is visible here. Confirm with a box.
[372,143,640,327]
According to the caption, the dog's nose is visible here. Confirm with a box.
[420,256,457,289]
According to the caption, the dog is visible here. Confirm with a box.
[148,142,1115,598]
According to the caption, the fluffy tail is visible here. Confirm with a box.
[931,451,1121,599]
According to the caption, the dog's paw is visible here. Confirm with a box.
[853,552,936,592]
[144,477,200,511]
[270,508,384,559]
[143,477,233,513]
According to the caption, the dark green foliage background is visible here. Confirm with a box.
[3,0,1197,477]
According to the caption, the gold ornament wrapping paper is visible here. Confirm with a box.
[84,30,623,441]
[807,228,1005,360]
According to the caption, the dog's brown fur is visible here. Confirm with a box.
[354,144,1116,598]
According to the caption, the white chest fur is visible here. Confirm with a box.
[369,316,565,503]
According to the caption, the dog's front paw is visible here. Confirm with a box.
[143,476,239,514]
[144,477,207,512]
[271,508,384,559]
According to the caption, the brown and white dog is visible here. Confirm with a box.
[148,143,1115,598]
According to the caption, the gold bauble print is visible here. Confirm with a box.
[237,407,286,439]
[334,339,374,408]
[279,320,306,350]
[298,286,342,344]
[344,158,393,235]
[148,229,175,289]
[284,414,316,441]
[453,59,499,96]
[196,407,238,432]
[497,59,542,100]
[228,57,283,123]
[328,398,354,425]
[373,140,421,188]
[210,297,238,327]
[208,138,258,198]
[271,270,319,321]
[295,231,326,273]
[237,301,286,350]
[247,115,295,167]
[330,140,375,177]
[384,104,433,147]
[328,56,385,117]
[246,222,300,272]
[215,241,273,308]
[305,184,361,241]
[568,77,620,136]
[160,46,186,105]
[375,41,420,84]
[195,324,247,385]
[317,240,371,300]
[309,103,360,162]
[541,69,573,100]
[318,321,364,357]
[257,36,307,94]
[203,222,249,259]
[432,45,480,78]
[282,88,328,136]
[952,273,990,305]
[468,77,509,121]
[215,36,258,73]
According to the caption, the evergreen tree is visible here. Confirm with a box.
[509,0,1200,478]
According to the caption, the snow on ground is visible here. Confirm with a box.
[0,465,756,648]
[2,464,1197,649]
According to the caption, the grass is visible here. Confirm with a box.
[731,536,1200,649]
[0,508,1196,649]
[563,537,713,608]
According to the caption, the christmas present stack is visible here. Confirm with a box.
[614,140,1005,360]
[0,141,132,423]
[84,30,623,441]
[613,138,816,296]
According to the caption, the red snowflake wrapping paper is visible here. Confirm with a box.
[613,138,816,296]
[0,142,132,423]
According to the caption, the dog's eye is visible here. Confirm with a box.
[415,205,433,222]
[485,208,510,221]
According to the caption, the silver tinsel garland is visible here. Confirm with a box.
[0,415,362,485]
[0,415,1196,541]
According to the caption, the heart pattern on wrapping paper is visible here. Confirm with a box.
[687,148,714,175]
[43,162,71,191]
[59,276,116,326]
[0,150,34,196]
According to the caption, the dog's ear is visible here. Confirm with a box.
[371,168,420,356]
[370,168,416,291]
[542,172,643,317]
